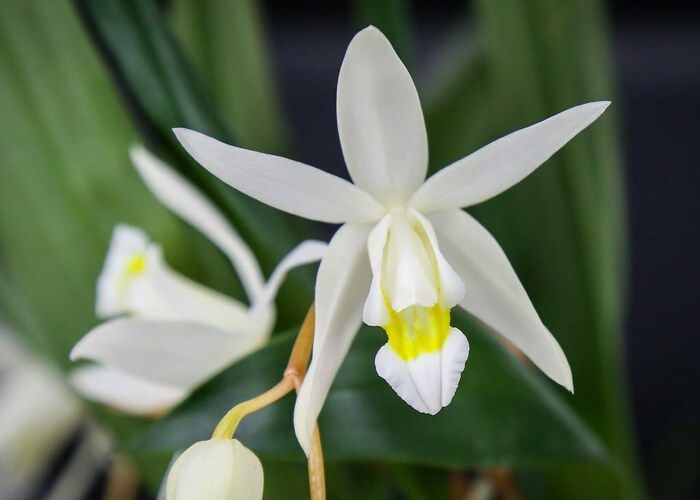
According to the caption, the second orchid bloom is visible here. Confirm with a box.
[174,26,609,454]
[70,147,326,415]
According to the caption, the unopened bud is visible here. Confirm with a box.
[166,438,263,499]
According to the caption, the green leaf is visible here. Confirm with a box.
[171,0,289,154]
[137,315,607,469]
[0,0,185,365]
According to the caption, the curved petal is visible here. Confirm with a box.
[428,209,573,391]
[70,318,261,388]
[130,146,265,302]
[293,223,372,454]
[248,240,327,331]
[411,102,611,212]
[146,247,251,333]
[69,365,187,415]
[174,129,384,224]
[375,327,469,414]
[337,26,428,204]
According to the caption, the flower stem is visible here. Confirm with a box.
[211,303,326,498]
[308,423,326,500]
[211,376,295,439]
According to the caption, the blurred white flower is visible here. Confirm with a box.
[165,438,263,500]
[70,148,326,415]
[174,26,609,452]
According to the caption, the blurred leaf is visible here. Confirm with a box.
[171,0,289,154]
[425,0,642,497]
[137,314,607,469]
[353,0,413,67]
[0,0,186,365]
[73,0,314,325]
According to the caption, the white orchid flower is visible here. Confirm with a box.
[165,439,263,500]
[173,26,610,453]
[70,147,327,415]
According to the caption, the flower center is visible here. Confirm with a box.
[383,299,452,361]
[364,207,465,361]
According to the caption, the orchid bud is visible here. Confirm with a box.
[166,438,263,500]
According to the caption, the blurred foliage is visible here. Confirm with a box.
[0,0,644,498]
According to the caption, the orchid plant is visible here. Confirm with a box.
[0,0,645,497]
[174,26,609,454]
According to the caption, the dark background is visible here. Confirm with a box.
[260,1,700,497]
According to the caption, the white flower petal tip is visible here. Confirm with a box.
[129,145,265,302]
[69,318,254,388]
[172,128,385,224]
[337,25,428,204]
[95,224,153,318]
[410,101,612,213]
[69,365,186,416]
[166,439,263,500]
[375,327,470,415]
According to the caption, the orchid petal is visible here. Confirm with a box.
[411,102,610,212]
[429,209,573,391]
[248,240,327,332]
[146,247,251,332]
[383,212,436,311]
[95,224,151,318]
[337,26,428,204]
[70,365,186,415]
[293,223,372,454]
[70,318,261,388]
[363,214,391,326]
[375,327,469,414]
[130,146,265,301]
[174,129,384,223]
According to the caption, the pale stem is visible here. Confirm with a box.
[210,304,327,500]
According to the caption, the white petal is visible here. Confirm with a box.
[95,225,250,330]
[248,240,327,332]
[166,439,263,500]
[146,247,252,333]
[363,215,391,326]
[95,224,150,318]
[130,145,265,302]
[293,223,372,454]
[174,128,384,224]
[70,365,187,415]
[429,209,573,391]
[383,212,436,311]
[408,208,465,308]
[411,102,611,212]
[375,327,469,414]
[70,318,260,388]
[337,26,428,204]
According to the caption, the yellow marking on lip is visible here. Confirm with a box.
[125,254,147,274]
[383,299,452,361]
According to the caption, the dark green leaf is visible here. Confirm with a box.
[171,0,289,154]
[137,315,607,468]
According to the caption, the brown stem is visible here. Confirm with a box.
[308,424,326,500]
